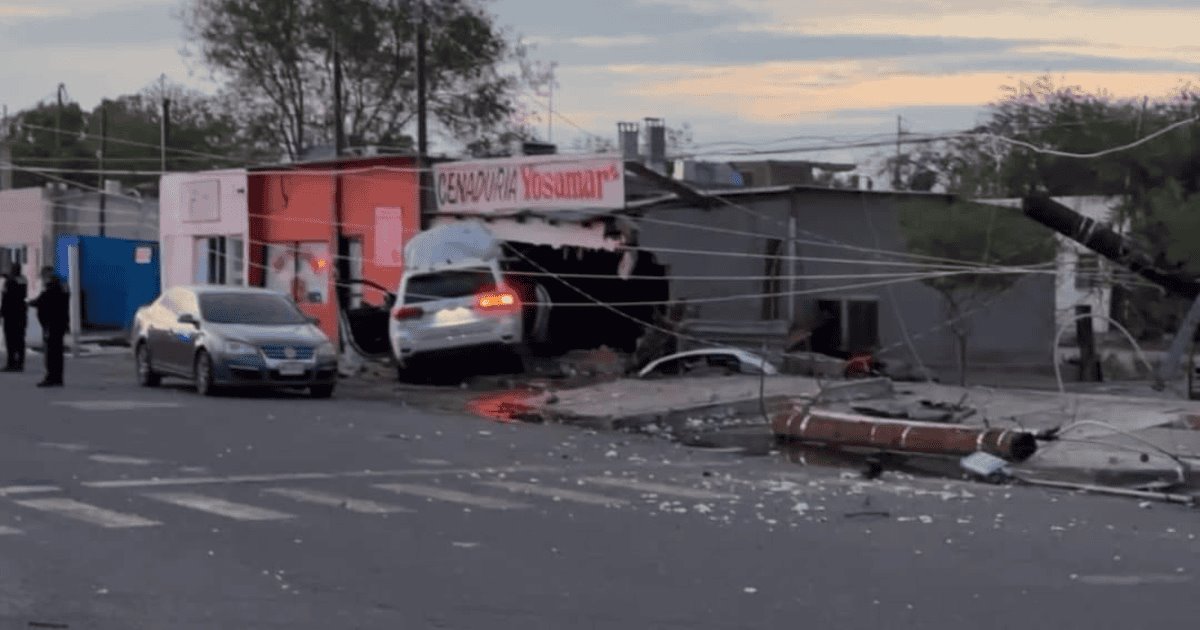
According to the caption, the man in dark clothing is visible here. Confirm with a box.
[1,262,28,372]
[29,267,69,387]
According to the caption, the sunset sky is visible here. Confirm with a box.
[2,0,1198,164]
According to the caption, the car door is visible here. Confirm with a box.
[145,292,181,373]
[164,289,202,373]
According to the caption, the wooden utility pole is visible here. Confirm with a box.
[894,115,902,190]
[98,102,107,237]
[55,83,65,151]
[415,0,428,158]
[332,30,350,310]
[160,75,170,173]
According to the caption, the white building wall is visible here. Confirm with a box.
[159,170,250,291]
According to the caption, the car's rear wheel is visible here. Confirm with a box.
[310,383,335,399]
[135,343,161,387]
[194,350,218,397]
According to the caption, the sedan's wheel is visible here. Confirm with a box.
[309,383,335,399]
[194,350,218,397]
[136,343,161,387]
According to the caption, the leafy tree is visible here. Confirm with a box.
[898,199,1057,385]
[4,80,253,192]
[182,0,546,161]
[884,75,1200,340]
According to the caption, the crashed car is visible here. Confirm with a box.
[389,222,550,376]
[636,348,779,379]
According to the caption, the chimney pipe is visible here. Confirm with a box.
[617,122,640,161]
[644,117,666,172]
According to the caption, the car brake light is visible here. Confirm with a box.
[476,291,518,310]
[392,306,424,320]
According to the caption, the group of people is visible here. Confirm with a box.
[1,263,70,387]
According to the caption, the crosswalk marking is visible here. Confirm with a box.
[375,483,530,510]
[263,488,413,514]
[89,454,157,466]
[0,485,61,497]
[15,498,161,528]
[482,481,629,507]
[0,525,23,535]
[147,493,294,521]
[582,477,738,500]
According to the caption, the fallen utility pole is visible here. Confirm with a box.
[772,408,1038,462]
[1021,195,1200,299]
[1021,195,1200,391]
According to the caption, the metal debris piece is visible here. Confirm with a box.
[960,452,1012,481]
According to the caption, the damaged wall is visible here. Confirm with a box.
[633,188,1055,377]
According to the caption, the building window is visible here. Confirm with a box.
[194,236,244,285]
[812,298,880,355]
[0,245,28,276]
[265,241,330,305]
[762,238,783,320]
[1075,253,1102,290]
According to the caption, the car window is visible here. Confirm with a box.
[199,293,308,325]
[404,268,495,304]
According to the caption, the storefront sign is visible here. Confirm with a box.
[134,246,153,264]
[374,206,405,267]
[434,154,624,215]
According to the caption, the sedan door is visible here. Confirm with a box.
[162,289,202,373]
[144,295,182,374]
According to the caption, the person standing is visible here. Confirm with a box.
[29,266,69,387]
[1,262,28,372]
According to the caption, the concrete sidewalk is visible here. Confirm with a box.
[526,373,1200,489]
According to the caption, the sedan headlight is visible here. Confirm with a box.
[316,341,337,360]
[224,340,258,356]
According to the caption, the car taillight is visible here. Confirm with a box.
[476,291,518,311]
[392,306,424,320]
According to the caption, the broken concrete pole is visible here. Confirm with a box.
[772,408,1038,462]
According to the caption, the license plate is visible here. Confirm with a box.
[278,362,306,376]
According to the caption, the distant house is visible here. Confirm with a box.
[625,185,1057,378]
[0,180,158,285]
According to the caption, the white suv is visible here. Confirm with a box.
[389,258,523,368]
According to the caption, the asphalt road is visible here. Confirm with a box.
[0,354,1197,629]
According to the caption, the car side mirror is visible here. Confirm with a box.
[178,313,199,328]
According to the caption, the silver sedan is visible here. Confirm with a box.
[131,286,338,398]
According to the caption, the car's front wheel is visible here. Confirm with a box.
[135,343,162,387]
[194,350,219,397]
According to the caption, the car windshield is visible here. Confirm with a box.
[199,293,308,325]
[404,268,494,304]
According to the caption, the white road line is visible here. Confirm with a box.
[582,477,739,500]
[263,488,413,514]
[85,472,336,489]
[0,485,62,497]
[482,481,629,507]
[15,498,161,528]
[53,400,183,411]
[0,526,23,535]
[82,466,554,489]
[147,493,294,521]
[40,442,88,452]
[89,454,157,466]
[374,483,530,510]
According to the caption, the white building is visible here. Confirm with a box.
[158,169,250,291]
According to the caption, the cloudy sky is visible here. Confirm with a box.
[2,0,1199,164]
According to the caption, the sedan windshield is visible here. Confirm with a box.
[200,293,308,325]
